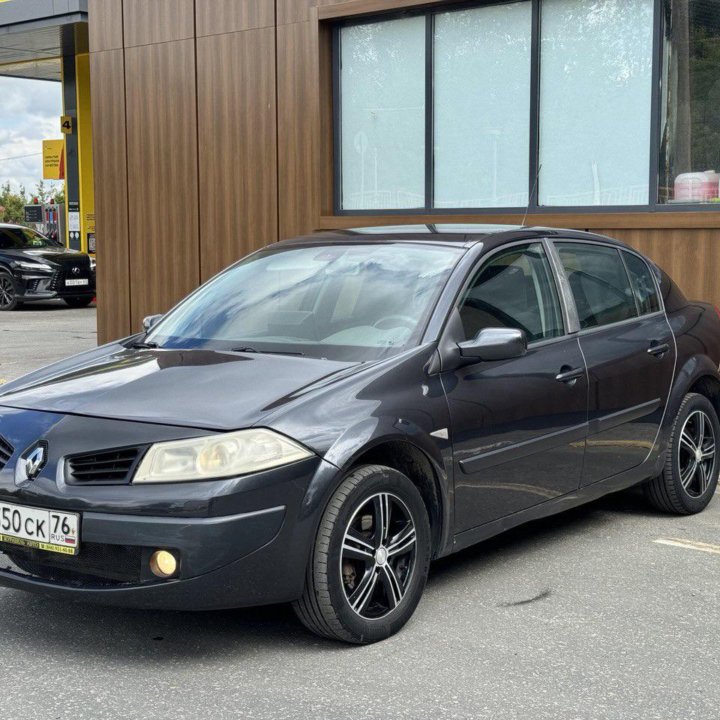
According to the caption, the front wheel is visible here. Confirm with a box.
[293,464,431,644]
[0,269,20,311]
[645,392,719,514]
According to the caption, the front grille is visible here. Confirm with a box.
[0,435,13,471]
[49,264,93,293]
[0,542,145,587]
[66,446,146,485]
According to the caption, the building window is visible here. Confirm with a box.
[659,0,720,204]
[339,16,426,210]
[334,0,720,214]
[434,3,532,209]
[538,0,655,206]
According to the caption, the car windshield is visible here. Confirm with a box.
[0,227,60,250]
[147,243,463,361]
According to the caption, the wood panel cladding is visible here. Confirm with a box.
[88,0,720,342]
[88,0,123,52]
[196,0,275,36]
[125,39,200,327]
[277,20,321,238]
[123,0,194,47]
[197,27,278,280]
[89,49,131,343]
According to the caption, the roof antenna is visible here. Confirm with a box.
[522,164,542,228]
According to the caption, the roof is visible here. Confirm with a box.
[279,224,629,252]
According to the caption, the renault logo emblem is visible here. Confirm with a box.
[23,444,47,481]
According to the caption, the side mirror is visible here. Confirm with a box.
[458,327,527,362]
[142,314,163,332]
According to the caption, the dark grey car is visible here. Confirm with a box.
[0,225,717,644]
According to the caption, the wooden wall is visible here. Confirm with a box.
[89,0,720,342]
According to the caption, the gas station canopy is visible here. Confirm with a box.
[0,0,87,82]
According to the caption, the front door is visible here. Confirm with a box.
[442,242,588,533]
[554,241,676,484]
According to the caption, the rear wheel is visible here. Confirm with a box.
[63,296,94,308]
[645,392,719,514]
[293,464,431,644]
[0,269,20,311]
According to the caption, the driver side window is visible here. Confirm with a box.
[459,243,564,343]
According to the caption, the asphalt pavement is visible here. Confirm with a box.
[0,303,718,720]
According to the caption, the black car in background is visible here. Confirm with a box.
[0,225,718,644]
[0,224,96,311]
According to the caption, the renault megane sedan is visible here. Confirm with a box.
[0,225,717,644]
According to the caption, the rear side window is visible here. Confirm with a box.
[459,243,564,343]
[623,251,661,315]
[556,243,637,329]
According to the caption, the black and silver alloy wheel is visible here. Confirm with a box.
[0,270,19,311]
[294,464,431,644]
[341,492,417,619]
[677,409,716,498]
[646,392,720,514]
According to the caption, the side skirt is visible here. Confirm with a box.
[450,460,655,555]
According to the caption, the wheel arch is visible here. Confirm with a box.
[347,440,447,558]
[656,354,720,469]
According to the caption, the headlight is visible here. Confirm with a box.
[16,261,52,273]
[89,256,96,271]
[132,428,313,484]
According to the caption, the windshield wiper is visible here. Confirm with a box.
[230,346,305,357]
[130,341,159,350]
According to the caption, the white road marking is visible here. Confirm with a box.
[654,538,720,556]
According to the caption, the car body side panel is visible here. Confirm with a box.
[578,313,676,484]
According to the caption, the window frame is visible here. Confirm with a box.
[551,238,666,335]
[331,0,718,216]
[451,240,569,348]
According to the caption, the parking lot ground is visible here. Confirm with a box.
[0,300,97,383]
[0,305,719,720]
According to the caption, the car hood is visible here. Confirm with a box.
[3,246,89,266]
[0,346,359,431]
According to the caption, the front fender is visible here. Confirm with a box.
[298,415,454,557]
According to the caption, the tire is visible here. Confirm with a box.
[645,392,720,515]
[63,296,94,308]
[0,269,20,311]
[293,464,432,644]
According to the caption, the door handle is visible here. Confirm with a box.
[647,342,670,358]
[555,367,585,385]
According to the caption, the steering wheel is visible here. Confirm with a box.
[373,315,417,330]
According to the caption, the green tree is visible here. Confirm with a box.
[0,182,28,224]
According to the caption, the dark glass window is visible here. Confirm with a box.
[557,243,638,329]
[623,251,662,314]
[459,243,564,343]
[660,0,720,204]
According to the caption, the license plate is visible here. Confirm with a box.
[0,502,79,556]
[65,279,89,287]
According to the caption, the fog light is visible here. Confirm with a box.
[149,550,178,579]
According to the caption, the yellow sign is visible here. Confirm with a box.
[42,139,65,180]
[61,115,73,134]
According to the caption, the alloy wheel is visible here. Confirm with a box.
[340,492,417,619]
[678,409,716,498]
[0,274,15,309]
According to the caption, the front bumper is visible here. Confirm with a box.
[0,409,340,609]
[15,268,96,301]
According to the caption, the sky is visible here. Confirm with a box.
[0,76,64,196]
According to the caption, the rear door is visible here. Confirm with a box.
[442,242,588,533]
[553,241,675,484]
